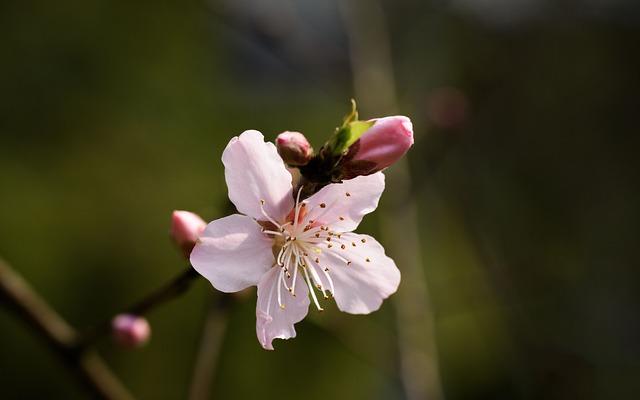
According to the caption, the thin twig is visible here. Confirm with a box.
[0,257,134,400]
[339,1,445,399]
[80,266,201,347]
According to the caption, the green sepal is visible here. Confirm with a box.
[326,99,374,156]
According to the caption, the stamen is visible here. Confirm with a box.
[345,192,351,197]
[320,267,335,297]
[293,186,304,230]
[300,251,327,298]
[290,252,299,296]
[280,267,291,291]
[277,269,285,309]
[303,265,323,311]
[361,238,366,243]
[262,230,284,237]
[259,200,282,229]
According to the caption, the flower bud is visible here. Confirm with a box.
[112,314,151,348]
[276,131,313,166]
[342,116,413,178]
[171,210,207,258]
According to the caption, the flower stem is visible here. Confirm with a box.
[80,266,201,347]
[0,257,134,400]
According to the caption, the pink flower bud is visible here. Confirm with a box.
[171,210,207,258]
[342,116,413,178]
[112,314,151,348]
[276,131,313,166]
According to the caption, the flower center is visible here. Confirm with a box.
[258,189,341,312]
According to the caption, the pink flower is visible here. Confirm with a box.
[190,130,400,350]
[344,116,414,178]
[276,131,313,166]
[171,210,207,258]
[112,314,151,348]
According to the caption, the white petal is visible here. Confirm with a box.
[222,130,294,222]
[303,172,385,232]
[190,214,274,293]
[318,233,400,314]
[256,267,310,350]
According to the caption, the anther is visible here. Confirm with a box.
[361,238,366,243]
[351,242,356,247]
[320,203,326,208]
[315,258,319,263]
[347,261,351,266]
[366,258,371,262]
[328,244,333,248]
[345,192,351,197]
[326,237,331,242]
[339,216,345,221]
[341,244,346,250]
[260,199,265,205]
[315,233,320,238]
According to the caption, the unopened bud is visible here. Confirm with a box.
[276,131,313,166]
[171,210,207,258]
[112,314,151,348]
[342,116,413,178]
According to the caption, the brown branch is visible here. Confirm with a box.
[80,266,201,347]
[0,257,134,400]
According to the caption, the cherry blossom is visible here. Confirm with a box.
[190,130,400,350]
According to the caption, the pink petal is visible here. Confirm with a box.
[303,172,385,232]
[353,116,414,169]
[222,130,294,222]
[190,214,274,293]
[319,233,400,314]
[256,267,309,350]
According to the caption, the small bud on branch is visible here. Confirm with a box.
[276,131,314,166]
[171,211,206,258]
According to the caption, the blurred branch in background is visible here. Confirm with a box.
[0,257,134,400]
[339,1,444,399]
[188,293,231,400]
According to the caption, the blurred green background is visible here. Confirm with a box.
[1,0,639,399]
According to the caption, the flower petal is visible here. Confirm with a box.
[303,172,385,232]
[190,214,274,293]
[318,233,400,314]
[222,130,294,222]
[256,267,310,350]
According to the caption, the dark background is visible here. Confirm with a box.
[1,0,639,398]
